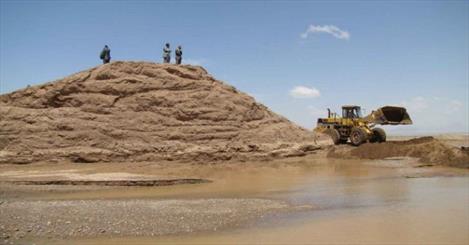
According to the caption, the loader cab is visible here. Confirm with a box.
[342,105,362,119]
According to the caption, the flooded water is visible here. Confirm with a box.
[18,159,469,244]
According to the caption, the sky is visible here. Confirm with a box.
[1,0,468,135]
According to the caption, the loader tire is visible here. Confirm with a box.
[350,127,367,146]
[370,128,386,143]
[325,128,341,145]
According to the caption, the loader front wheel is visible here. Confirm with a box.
[370,128,386,143]
[325,128,341,145]
[350,127,367,146]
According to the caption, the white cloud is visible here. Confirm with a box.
[393,96,468,134]
[445,100,463,114]
[301,24,350,40]
[289,86,321,98]
[400,96,428,112]
[400,96,464,115]
[450,99,463,108]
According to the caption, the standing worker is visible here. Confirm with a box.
[163,43,171,63]
[175,45,183,65]
[100,45,111,64]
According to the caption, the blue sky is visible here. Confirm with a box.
[1,0,468,134]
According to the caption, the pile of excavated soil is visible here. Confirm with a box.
[328,137,469,168]
[0,61,318,164]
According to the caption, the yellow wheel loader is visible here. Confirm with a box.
[314,105,412,146]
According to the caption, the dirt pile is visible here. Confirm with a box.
[0,61,318,164]
[328,137,469,168]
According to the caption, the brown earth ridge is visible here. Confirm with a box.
[328,137,469,168]
[0,61,319,164]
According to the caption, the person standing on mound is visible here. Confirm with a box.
[163,43,171,63]
[100,45,111,64]
[175,45,182,65]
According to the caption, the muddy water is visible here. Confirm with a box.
[28,160,469,244]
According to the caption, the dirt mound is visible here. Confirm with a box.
[0,61,318,164]
[328,137,469,168]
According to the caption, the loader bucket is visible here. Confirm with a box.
[368,106,413,125]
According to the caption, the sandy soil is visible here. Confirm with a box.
[329,136,469,168]
[1,137,469,244]
[0,62,318,164]
[1,198,290,240]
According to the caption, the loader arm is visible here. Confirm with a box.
[364,106,412,125]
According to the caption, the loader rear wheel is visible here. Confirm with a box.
[350,127,367,146]
[370,128,386,143]
[325,128,341,145]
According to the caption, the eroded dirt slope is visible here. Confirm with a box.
[0,61,317,164]
[328,137,469,168]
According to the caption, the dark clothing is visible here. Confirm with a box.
[100,47,111,64]
[175,47,182,65]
